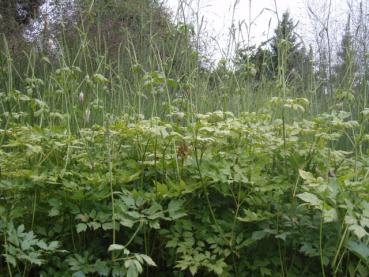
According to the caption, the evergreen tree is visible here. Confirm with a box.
[271,11,301,69]
[234,43,274,82]
[234,12,312,94]
[316,47,329,95]
[271,11,309,89]
[305,45,315,94]
[334,15,357,97]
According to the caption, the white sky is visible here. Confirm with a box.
[164,0,350,62]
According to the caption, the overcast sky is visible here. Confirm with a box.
[164,0,350,62]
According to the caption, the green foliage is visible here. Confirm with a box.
[1,103,369,275]
[234,12,314,97]
[3,223,62,268]
[1,1,369,276]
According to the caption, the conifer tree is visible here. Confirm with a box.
[334,15,357,97]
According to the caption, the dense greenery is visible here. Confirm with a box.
[2,106,369,276]
[1,0,369,276]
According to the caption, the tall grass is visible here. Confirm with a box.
[0,1,367,153]
[1,1,369,275]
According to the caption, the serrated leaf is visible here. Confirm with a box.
[17,224,25,235]
[21,238,32,250]
[88,221,101,230]
[76,223,87,233]
[299,169,315,182]
[37,240,48,250]
[190,265,198,275]
[3,254,16,267]
[120,218,134,228]
[297,192,322,207]
[168,199,186,220]
[346,240,369,263]
[349,224,368,239]
[102,222,113,230]
[49,207,60,217]
[48,241,59,250]
[26,252,44,265]
[95,259,110,276]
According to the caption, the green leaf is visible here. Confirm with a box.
[3,254,17,267]
[252,229,276,241]
[17,224,25,235]
[26,252,44,265]
[141,254,157,267]
[144,202,164,219]
[95,260,110,276]
[76,223,87,233]
[21,238,32,250]
[120,218,134,228]
[149,221,160,229]
[133,260,143,273]
[297,192,322,207]
[72,271,85,277]
[108,244,125,251]
[299,169,315,182]
[346,240,369,263]
[275,232,290,241]
[48,241,59,250]
[49,207,60,217]
[260,267,272,276]
[88,221,101,230]
[345,215,357,225]
[76,214,89,222]
[127,263,138,277]
[102,222,113,230]
[300,242,319,257]
[121,195,135,208]
[37,240,48,250]
[349,225,368,239]
[168,199,186,220]
[189,265,198,276]
[323,205,338,223]
[237,209,271,222]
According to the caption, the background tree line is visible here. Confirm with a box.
[1,0,369,115]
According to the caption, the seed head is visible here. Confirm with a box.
[79,92,84,103]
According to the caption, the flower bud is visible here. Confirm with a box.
[79,92,84,103]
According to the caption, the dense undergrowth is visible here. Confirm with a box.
[2,102,369,276]
[1,0,369,276]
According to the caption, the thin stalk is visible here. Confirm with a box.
[193,135,226,243]
[332,225,348,272]
[319,213,327,277]
[4,231,13,277]
[106,122,116,261]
